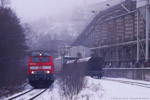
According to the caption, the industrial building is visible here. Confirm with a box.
[72,0,150,80]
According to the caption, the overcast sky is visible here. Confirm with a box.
[11,0,107,22]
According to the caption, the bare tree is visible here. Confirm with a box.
[59,61,86,99]
[0,0,10,7]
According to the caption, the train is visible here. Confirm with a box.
[28,53,55,88]
[55,56,104,78]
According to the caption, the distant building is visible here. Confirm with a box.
[59,45,91,58]
[69,46,91,58]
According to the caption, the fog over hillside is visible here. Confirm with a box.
[11,0,109,49]
[11,0,107,21]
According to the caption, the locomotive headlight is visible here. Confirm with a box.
[31,71,34,74]
[40,53,42,56]
[47,71,50,74]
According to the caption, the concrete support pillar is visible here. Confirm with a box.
[146,5,150,62]
[116,47,119,67]
[137,10,140,62]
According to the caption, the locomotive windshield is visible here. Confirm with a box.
[31,56,50,62]
[31,57,40,62]
[41,57,50,62]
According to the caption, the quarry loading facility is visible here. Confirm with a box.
[72,0,150,80]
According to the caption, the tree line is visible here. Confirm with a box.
[0,1,28,96]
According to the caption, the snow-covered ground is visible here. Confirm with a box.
[3,77,150,100]
[37,77,150,100]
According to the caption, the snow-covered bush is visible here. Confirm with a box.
[58,62,86,100]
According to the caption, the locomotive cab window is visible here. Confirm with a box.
[41,57,50,62]
[31,57,40,62]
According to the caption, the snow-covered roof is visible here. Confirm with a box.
[87,0,125,13]
[78,57,91,62]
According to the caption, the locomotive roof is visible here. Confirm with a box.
[31,52,50,56]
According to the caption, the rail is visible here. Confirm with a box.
[102,78,150,88]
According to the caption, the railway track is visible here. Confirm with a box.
[102,78,150,88]
[6,88,48,100]
[28,88,48,100]
[7,89,34,100]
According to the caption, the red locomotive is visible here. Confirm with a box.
[28,53,54,88]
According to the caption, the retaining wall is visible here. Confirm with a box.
[103,68,150,81]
